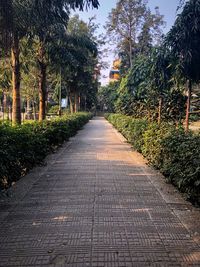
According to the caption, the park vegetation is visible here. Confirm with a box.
[101,0,200,128]
[0,112,92,190]
[0,1,99,190]
[0,0,100,124]
[103,0,200,205]
[105,113,200,205]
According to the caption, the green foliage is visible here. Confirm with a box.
[0,0,12,52]
[114,55,157,118]
[142,122,175,167]
[142,122,200,204]
[106,0,164,71]
[105,114,148,152]
[127,118,148,152]
[49,15,99,112]
[165,0,200,83]
[163,90,186,123]
[106,113,200,205]
[111,49,187,123]
[98,82,119,112]
[48,105,60,114]
[105,0,200,127]
[66,0,99,10]
[0,0,100,124]
[114,77,134,115]
[160,130,200,199]
[0,112,91,190]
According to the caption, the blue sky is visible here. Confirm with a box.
[76,0,180,33]
[73,0,180,84]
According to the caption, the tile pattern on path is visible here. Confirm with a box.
[0,117,200,267]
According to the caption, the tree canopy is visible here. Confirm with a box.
[106,0,165,70]
[103,0,200,128]
[0,0,100,124]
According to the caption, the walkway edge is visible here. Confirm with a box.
[107,119,200,245]
[0,125,86,223]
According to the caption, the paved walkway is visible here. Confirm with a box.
[0,117,200,267]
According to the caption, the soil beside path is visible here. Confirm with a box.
[0,117,200,267]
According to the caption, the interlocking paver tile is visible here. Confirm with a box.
[0,117,200,266]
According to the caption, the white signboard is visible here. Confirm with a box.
[61,98,68,108]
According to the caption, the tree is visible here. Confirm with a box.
[0,58,12,120]
[138,7,164,55]
[98,82,119,112]
[48,15,98,113]
[66,0,99,10]
[30,0,99,120]
[0,0,99,124]
[150,47,172,124]
[0,0,13,53]
[20,37,39,120]
[165,0,200,131]
[1,0,31,124]
[114,48,186,123]
[64,16,98,113]
[114,77,135,115]
[106,0,164,70]
[28,1,69,121]
[106,0,146,69]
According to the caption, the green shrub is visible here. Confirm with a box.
[105,113,200,205]
[142,122,175,168]
[0,112,91,190]
[48,105,60,114]
[127,118,148,152]
[106,113,148,152]
[48,105,70,115]
[160,130,200,204]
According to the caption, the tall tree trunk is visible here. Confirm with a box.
[58,68,62,116]
[9,105,12,121]
[32,99,36,121]
[11,34,21,124]
[74,92,79,113]
[38,43,47,121]
[158,96,163,125]
[3,91,7,120]
[69,92,74,114]
[185,79,192,132]
[26,98,33,120]
[78,95,81,111]
[129,39,133,69]
[84,95,87,111]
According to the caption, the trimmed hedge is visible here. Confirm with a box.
[105,113,200,205]
[105,113,148,152]
[0,112,92,190]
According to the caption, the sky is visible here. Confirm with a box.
[73,0,180,85]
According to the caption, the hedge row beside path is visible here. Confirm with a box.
[0,112,92,190]
[105,113,200,206]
